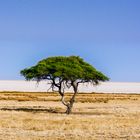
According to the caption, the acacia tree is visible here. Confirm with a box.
[21,56,109,114]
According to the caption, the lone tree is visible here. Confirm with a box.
[21,56,109,114]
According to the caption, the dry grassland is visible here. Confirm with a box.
[0,92,139,140]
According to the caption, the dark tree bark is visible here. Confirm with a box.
[65,93,76,114]
[65,81,78,114]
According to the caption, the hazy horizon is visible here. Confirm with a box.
[0,0,140,82]
[0,80,140,93]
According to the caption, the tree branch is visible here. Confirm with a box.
[61,95,69,107]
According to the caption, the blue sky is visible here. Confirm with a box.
[0,0,140,82]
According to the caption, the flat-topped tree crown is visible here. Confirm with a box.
[21,56,108,82]
[21,56,109,114]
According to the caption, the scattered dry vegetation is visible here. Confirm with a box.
[0,91,139,103]
[0,92,139,139]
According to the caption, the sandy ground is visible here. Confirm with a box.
[1,80,140,93]
[0,92,139,140]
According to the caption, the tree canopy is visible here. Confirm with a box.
[21,56,109,114]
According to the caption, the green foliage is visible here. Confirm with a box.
[21,56,109,114]
[21,56,109,83]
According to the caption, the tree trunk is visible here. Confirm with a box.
[61,95,74,114]
[65,97,75,114]
[66,104,71,114]
[59,81,78,114]
[66,82,78,114]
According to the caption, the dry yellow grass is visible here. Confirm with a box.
[0,92,139,140]
[0,92,139,102]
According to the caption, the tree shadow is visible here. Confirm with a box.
[0,107,59,113]
[71,112,112,116]
[0,107,112,116]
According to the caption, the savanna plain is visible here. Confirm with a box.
[0,92,139,140]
